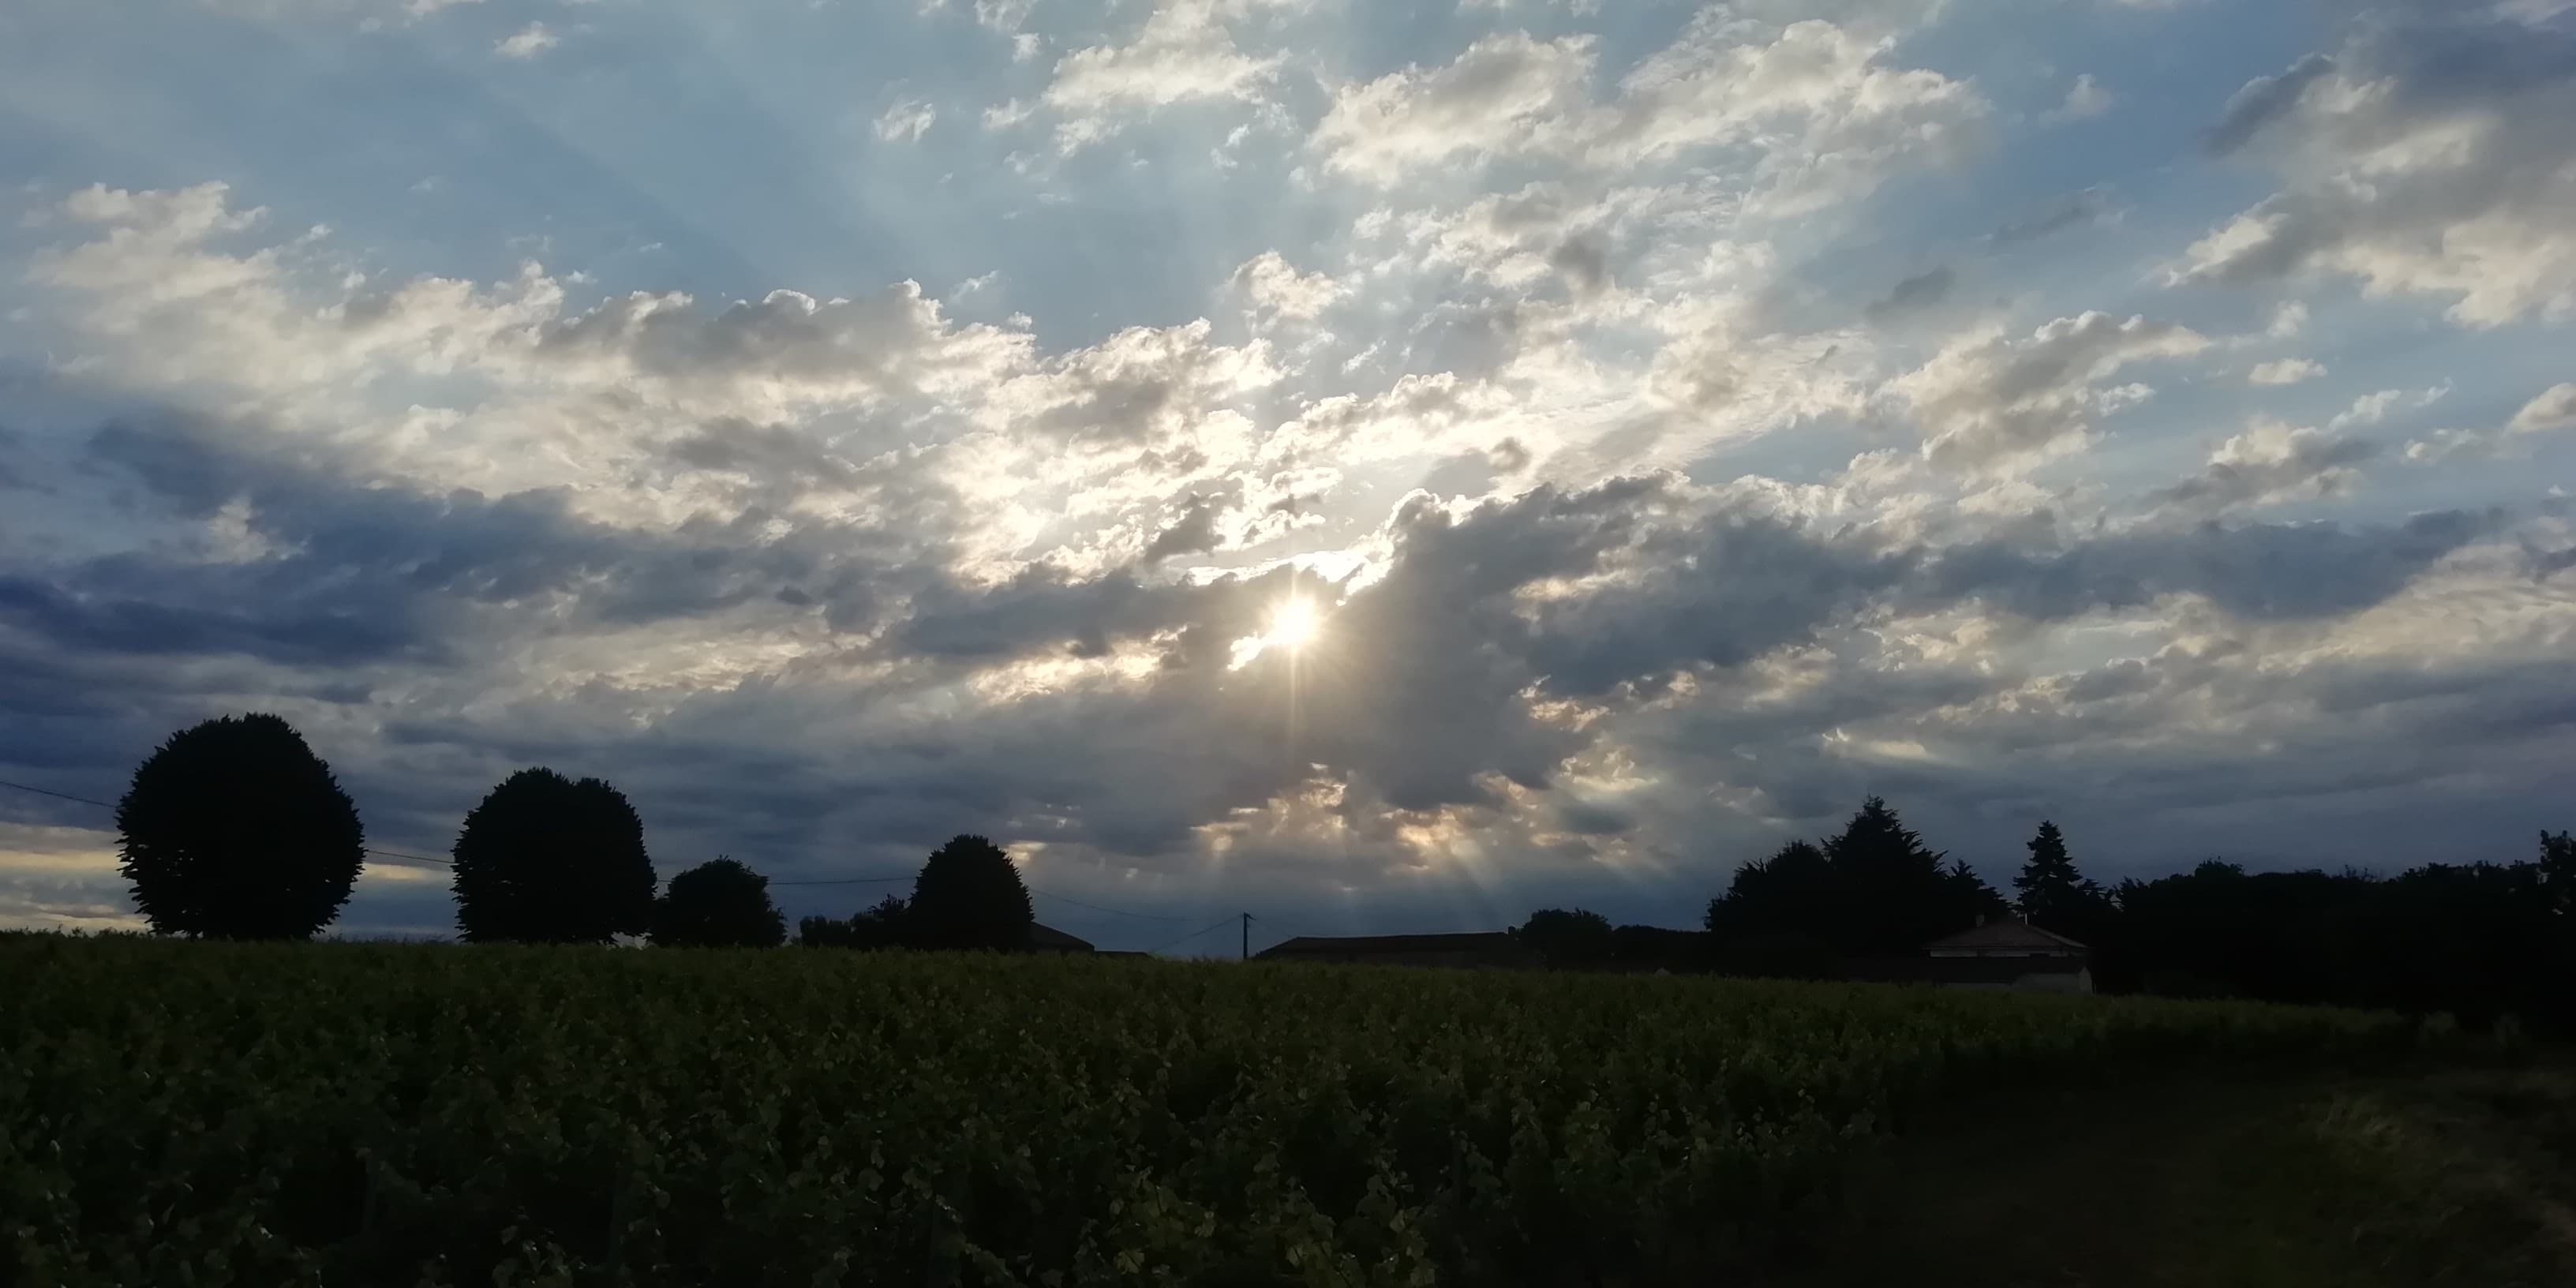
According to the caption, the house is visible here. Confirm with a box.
[1027,923,1094,954]
[1924,915,2089,959]
[1252,932,1537,970]
[1854,914,2094,994]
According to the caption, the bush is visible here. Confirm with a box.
[650,857,786,948]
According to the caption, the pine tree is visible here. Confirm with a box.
[1822,796,1990,953]
[2013,819,2115,942]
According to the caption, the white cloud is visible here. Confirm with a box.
[493,22,558,59]
[2327,384,2447,432]
[2043,73,2113,122]
[874,99,939,144]
[1227,250,1345,321]
[2173,10,2576,327]
[2247,358,2325,386]
[1890,312,2210,472]
[1311,15,1986,215]
[2509,382,2576,435]
[1041,0,1285,148]
[2266,301,2309,339]
[2148,416,2378,516]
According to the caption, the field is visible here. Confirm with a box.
[0,934,2493,1286]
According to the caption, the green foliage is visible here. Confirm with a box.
[0,935,2420,1286]
[649,857,786,949]
[449,768,655,944]
[114,713,365,940]
[906,834,1034,952]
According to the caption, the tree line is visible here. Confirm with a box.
[86,713,2576,1029]
[104,713,1042,949]
[1510,796,2576,1031]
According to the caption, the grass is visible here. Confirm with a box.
[1781,1059,2576,1287]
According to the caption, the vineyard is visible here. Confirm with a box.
[2,935,2426,1286]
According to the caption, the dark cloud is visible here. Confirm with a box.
[1864,266,1955,320]
[2204,53,2336,155]
[1142,499,1225,562]
[1923,509,2497,622]
[1990,188,2112,245]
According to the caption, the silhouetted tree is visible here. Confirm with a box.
[905,835,1033,951]
[1706,840,1834,944]
[450,768,655,944]
[650,856,786,948]
[114,713,365,939]
[799,895,911,949]
[1511,908,1616,969]
[1823,796,2002,954]
[2012,820,2120,947]
[2544,830,2576,915]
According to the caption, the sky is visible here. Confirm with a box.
[0,0,2570,952]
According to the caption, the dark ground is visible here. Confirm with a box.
[1778,1059,2576,1287]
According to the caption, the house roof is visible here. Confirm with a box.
[1252,932,1523,960]
[1027,922,1093,951]
[1923,918,2088,952]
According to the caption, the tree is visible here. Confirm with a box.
[2012,820,2117,937]
[2543,830,2576,915]
[1511,908,1616,969]
[114,713,365,939]
[450,768,655,944]
[1705,840,1834,944]
[905,835,1033,951]
[1822,796,1999,954]
[799,895,911,949]
[650,856,786,948]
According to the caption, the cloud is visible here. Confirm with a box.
[874,99,938,144]
[1990,187,2114,244]
[2202,53,2334,155]
[2413,381,2576,462]
[2247,358,2326,386]
[2174,11,2576,326]
[2510,383,2576,435]
[1040,0,1286,147]
[2044,73,2113,122]
[1865,265,1955,320]
[1228,250,1344,321]
[493,21,557,59]
[1890,312,2211,472]
[1312,15,1986,214]
[2145,417,2379,517]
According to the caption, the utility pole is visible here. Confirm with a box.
[1241,912,1250,962]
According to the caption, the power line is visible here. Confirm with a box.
[1141,917,1240,956]
[769,874,913,888]
[1,777,442,867]
[1024,883,1194,922]
[0,778,114,809]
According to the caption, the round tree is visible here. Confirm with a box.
[906,834,1034,951]
[450,768,655,943]
[650,856,787,948]
[115,713,366,939]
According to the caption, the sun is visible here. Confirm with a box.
[1267,597,1321,652]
